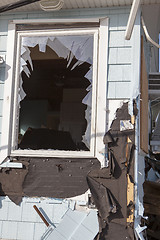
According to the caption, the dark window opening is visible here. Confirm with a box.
[18,46,91,151]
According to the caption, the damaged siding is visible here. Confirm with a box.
[0,6,141,240]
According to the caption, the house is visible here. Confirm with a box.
[0,0,160,239]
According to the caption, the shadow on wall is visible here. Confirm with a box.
[0,64,11,82]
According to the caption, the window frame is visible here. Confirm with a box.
[0,18,109,165]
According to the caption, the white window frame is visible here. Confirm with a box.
[0,18,108,166]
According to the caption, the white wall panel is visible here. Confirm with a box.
[0,100,3,116]
[108,65,131,81]
[115,82,130,98]
[0,200,8,220]
[0,221,2,238]
[34,223,47,240]
[21,202,38,222]
[108,47,131,64]
[17,222,35,240]
[109,31,132,47]
[0,84,4,100]
[1,221,18,240]
[107,81,131,99]
[8,201,22,221]
[117,47,132,64]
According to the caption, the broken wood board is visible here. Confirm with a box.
[126,137,134,223]
[140,36,149,154]
[127,174,134,223]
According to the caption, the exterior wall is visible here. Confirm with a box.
[0,6,141,240]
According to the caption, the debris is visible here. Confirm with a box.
[135,225,147,240]
[0,161,29,205]
[87,175,117,220]
[33,205,50,227]
[88,103,135,239]
[41,209,99,240]
[56,164,63,172]
[120,120,134,131]
[103,130,117,146]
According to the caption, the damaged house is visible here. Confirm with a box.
[0,0,160,239]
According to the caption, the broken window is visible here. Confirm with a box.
[16,34,93,151]
[1,18,108,162]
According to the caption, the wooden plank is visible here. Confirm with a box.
[127,174,134,223]
[140,35,149,154]
[126,137,134,223]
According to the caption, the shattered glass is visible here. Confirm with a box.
[19,35,94,148]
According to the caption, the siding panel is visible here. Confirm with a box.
[0,200,8,220]
[108,65,131,82]
[115,82,131,98]
[108,47,131,64]
[117,47,132,64]
[0,100,3,116]
[108,48,118,64]
[34,223,47,240]
[107,82,116,98]
[0,84,4,99]
[109,31,132,47]
[1,221,18,240]
[0,221,2,238]
[107,81,131,99]
[17,222,35,240]
[8,201,22,221]
[21,202,38,222]
[0,36,7,51]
